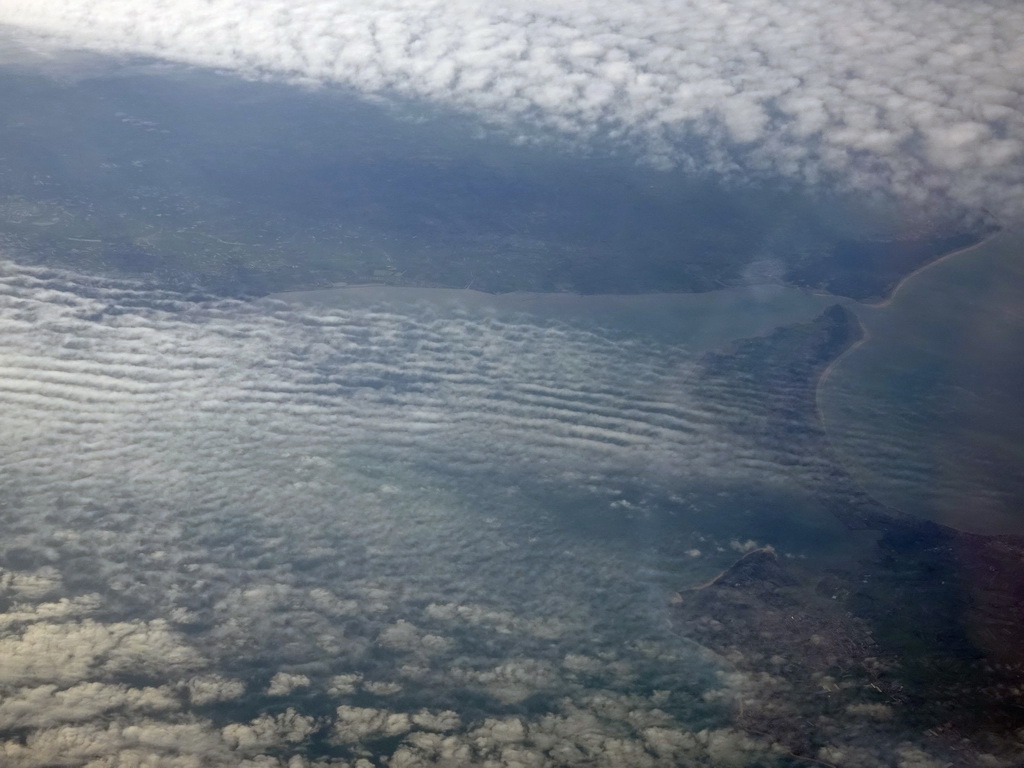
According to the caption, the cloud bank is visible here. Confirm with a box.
[1,0,1023,218]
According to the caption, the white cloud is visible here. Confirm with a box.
[423,601,566,640]
[186,675,247,706]
[332,706,410,744]
[0,569,62,600]
[377,620,452,657]
[0,683,178,730]
[0,595,100,629]
[266,673,311,697]
[0,258,784,549]
[410,710,460,733]
[390,732,474,767]
[326,674,362,697]
[469,717,527,747]
[222,710,318,750]
[0,719,229,767]
[0,261,852,765]
[1,0,1022,216]
[0,618,203,687]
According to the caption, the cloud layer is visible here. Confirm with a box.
[0,259,788,518]
[0,257,769,766]
[0,260,1019,765]
[1,0,1023,218]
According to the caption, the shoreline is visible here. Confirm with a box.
[815,228,1003,420]
[867,230,1003,308]
[274,229,1004,303]
[811,228,1020,536]
[815,312,869,396]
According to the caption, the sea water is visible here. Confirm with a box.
[819,229,1024,535]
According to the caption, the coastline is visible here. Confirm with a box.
[815,310,868,397]
[815,229,1003,424]
[812,227,1024,536]
[867,229,1003,308]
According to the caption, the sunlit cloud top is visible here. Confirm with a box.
[1,0,1023,219]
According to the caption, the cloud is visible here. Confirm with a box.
[0,618,203,687]
[221,710,319,750]
[410,710,460,733]
[424,601,567,640]
[360,680,400,697]
[186,675,247,706]
[453,660,557,705]
[377,620,451,656]
[332,706,410,744]
[0,568,62,600]
[266,673,311,697]
[390,732,475,767]
[0,257,787,537]
[0,261,1017,765]
[0,683,178,730]
[326,675,362,698]
[1,0,1022,217]
[468,717,527,747]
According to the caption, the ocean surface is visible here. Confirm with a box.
[820,229,1024,535]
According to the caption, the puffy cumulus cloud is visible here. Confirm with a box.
[383,700,785,768]
[0,682,178,730]
[389,733,475,767]
[326,674,362,697]
[221,709,319,750]
[308,589,360,619]
[0,561,992,768]
[1,0,1023,217]
[0,618,203,687]
[561,653,603,675]
[0,569,346,768]
[410,710,461,733]
[0,568,62,600]
[377,620,452,656]
[332,706,411,744]
[266,673,311,697]
[186,675,247,707]
[0,716,322,768]
[469,717,527,748]
[0,595,102,629]
[561,724,778,768]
